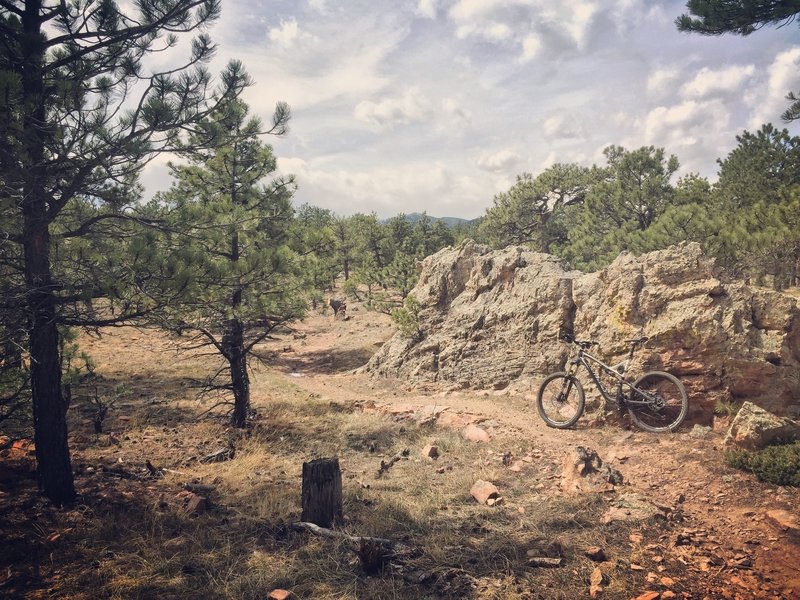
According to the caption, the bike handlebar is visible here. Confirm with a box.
[560,332,648,350]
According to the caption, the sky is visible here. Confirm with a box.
[139,0,800,220]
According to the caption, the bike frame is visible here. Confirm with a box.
[566,347,654,407]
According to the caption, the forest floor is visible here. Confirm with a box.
[1,298,799,599]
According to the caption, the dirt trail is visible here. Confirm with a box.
[265,307,800,598]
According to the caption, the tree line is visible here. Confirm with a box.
[476,126,800,288]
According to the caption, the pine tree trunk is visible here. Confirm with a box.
[20,4,75,505]
[301,458,342,527]
[23,204,75,505]
[226,317,249,428]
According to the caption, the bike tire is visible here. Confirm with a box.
[627,371,688,433]
[536,372,585,429]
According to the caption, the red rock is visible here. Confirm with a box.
[766,509,800,536]
[634,593,660,600]
[268,590,293,600]
[470,479,499,504]
[185,494,208,516]
[462,423,490,442]
[590,567,606,587]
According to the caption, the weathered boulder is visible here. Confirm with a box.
[365,241,800,422]
[724,402,800,450]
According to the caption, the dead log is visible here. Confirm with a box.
[290,521,395,546]
[301,458,342,527]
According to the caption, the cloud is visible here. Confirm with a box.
[477,149,522,172]
[520,34,541,62]
[416,0,438,19]
[442,97,472,127]
[277,157,493,217]
[643,99,729,150]
[646,66,680,98]
[268,18,304,48]
[354,88,431,131]
[307,0,327,13]
[680,64,755,99]
[746,46,800,128]
[542,114,585,140]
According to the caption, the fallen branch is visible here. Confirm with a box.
[291,521,397,547]
[199,443,235,464]
[376,448,410,478]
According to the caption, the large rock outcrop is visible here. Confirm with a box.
[365,241,800,422]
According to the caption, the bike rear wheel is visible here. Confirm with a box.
[627,371,688,432]
[536,372,585,429]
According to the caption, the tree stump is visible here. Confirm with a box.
[301,458,343,527]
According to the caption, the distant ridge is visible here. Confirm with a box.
[400,212,478,228]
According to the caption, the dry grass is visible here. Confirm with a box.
[0,326,675,600]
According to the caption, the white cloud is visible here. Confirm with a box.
[643,99,729,149]
[647,66,680,98]
[268,18,302,48]
[307,0,327,13]
[477,149,522,172]
[442,97,472,127]
[416,0,438,19]
[680,64,755,99]
[747,47,800,128]
[277,157,493,217]
[542,114,584,140]
[354,88,431,131]
[520,34,541,62]
[564,1,597,48]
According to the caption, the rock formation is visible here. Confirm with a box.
[365,240,800,422]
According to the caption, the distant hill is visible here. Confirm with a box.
[400,212,479,228]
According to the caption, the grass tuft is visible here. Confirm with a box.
[725,441,800,486]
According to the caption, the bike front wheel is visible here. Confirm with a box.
[627,371,688,433]
[536,372,585,429]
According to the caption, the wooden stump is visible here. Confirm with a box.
[301,458,343,527]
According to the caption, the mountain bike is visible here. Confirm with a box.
[536,334,688,433]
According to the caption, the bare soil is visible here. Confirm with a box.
[1,299,798,599]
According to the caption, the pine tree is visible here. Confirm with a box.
[156,100,302,428]
[0,0,250,504]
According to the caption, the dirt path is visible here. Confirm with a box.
[264,307,800,598]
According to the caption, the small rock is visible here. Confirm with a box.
[585,546,607,562]
[634,593,660,600]
[185,494,208,516]
[462,423,491,442]
[724,402,800,450]
[421,444,440,460]
[766,509,800,536]
[470,479,500,505]
[590,567,607,586]
[661,592,676,599]
[689,424,712,438]
[660,577,675,587]
[268,590,293,600]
